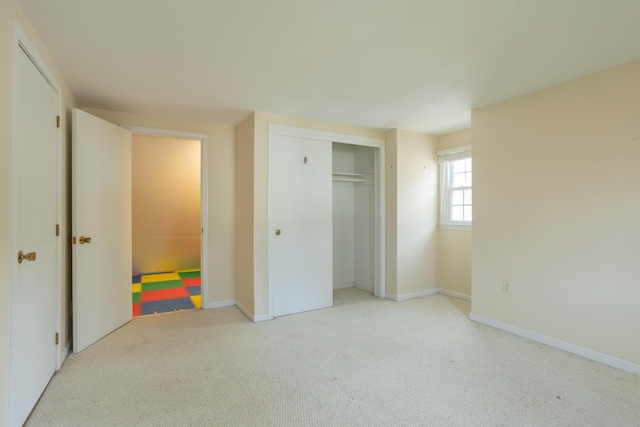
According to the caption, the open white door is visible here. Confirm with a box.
[269,133,333,317]
[72,109,132,353]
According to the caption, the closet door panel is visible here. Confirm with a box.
[269,135,333,316]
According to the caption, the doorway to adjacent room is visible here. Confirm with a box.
[129,131,207,316]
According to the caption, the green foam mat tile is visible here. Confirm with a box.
[132,292,141,303]
[141,279,184,292]
[178,271,200,279]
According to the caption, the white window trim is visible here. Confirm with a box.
[438,145,472,231]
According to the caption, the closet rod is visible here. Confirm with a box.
[332,172,366,183]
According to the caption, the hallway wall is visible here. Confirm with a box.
[132,136,201,274]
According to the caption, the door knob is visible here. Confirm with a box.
[79,236,92,244]
[18,251,36,264]
[275,229,281,236]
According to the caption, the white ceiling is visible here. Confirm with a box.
[16,0,640,135]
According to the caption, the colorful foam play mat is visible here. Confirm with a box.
[132,269,201,316]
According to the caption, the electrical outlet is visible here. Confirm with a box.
[503,281,511,294]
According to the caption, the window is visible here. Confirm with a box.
[438,146,472,230]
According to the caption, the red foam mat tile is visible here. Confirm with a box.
[141,287,190,303]
[182,277,201,287]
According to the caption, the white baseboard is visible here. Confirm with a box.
[333,282,354,290]
[438,288,471,301]
[253,313,270,322]
[386,288,439,302]
[204,299,236,309]
[235,300,270,323]
[469,313,640,375]
[235,300,254,321]
[354,284,375,293]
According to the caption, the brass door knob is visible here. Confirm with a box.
[79,236,92,244]
[275,229,281,236]
[18,251,36,264]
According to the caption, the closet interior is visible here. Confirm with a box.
[332,142,376,293]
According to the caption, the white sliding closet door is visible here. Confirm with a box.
[269,134,333,317]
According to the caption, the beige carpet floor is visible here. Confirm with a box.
[26,289,640,426]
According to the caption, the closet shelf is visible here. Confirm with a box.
[332,172,367,183]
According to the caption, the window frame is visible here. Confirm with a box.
[438,145,472,231]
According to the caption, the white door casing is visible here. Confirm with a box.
[72,109,132,353]
[9,27,60,427]
[269,134,333,317]
[122,125,210,309]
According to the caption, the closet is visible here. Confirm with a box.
[332,143,376,293]
[267,125,385,318]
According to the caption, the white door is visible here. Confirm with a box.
[9,46,59,427]
[72,109,132,353]
[269,134,333,317]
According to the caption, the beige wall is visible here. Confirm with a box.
[1,1,79,424]
[384,130,399,297]
[235,113,255,314]
[438,128,471,152]
[437,129,472,297]
[132,136,201,274]
[85,108,237,306]
[1,7,13,420]
[388,129,439,297]
[472,60,640,365]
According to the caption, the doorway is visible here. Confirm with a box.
[124,126,210,313]
[332,142,377,294]
[126,129,209,316]
[131,135,201,316]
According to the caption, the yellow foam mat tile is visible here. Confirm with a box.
[176,269,200,273]
[190,295,202,308]
[132,283,141,293]
[141,273,181,283]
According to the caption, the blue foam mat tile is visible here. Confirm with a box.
[132,275,141,284]
[186,286,201,296]
[140,297,194,315]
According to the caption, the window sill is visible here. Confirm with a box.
[439,223,472,231]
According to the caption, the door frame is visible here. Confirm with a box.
[9,20,63,424]
[122,126,210,308]
[267,125,386,319]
